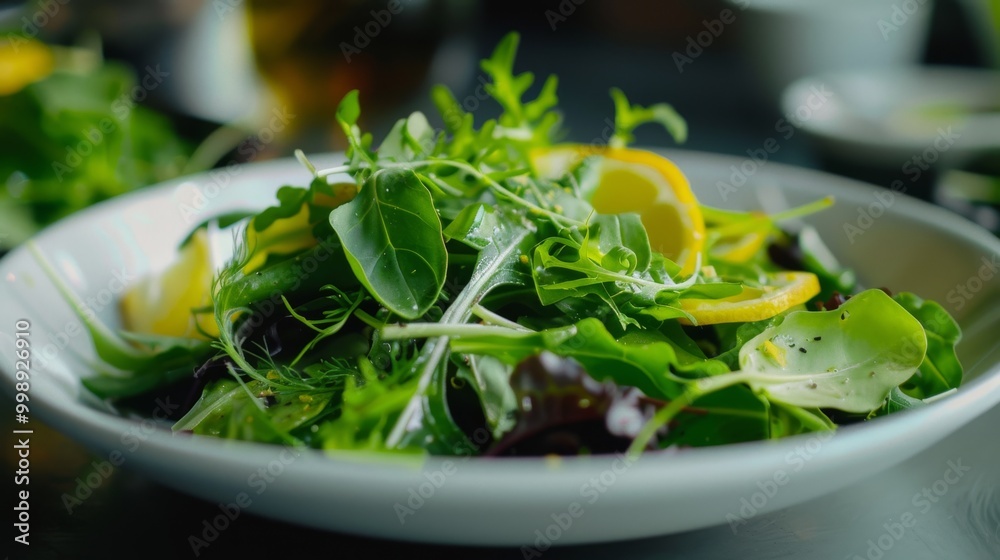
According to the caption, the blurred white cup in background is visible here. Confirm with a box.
[731,0,934,100]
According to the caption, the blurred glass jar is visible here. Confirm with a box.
[10,0,478,155]
[246,0,478,152]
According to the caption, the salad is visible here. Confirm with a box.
[40,33,963,458]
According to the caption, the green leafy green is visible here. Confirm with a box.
[330,168,447,320]
[173,378,330,443]
[893,292,963,399]
[609,87,687,148]
[630,290,928,454]
[738,289,927,412]
[442,318,729,400]
[458,355,518,439]
[1,54,194,249]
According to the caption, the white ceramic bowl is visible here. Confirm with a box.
[2,152,1000,546]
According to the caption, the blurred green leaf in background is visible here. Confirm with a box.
[0,37,194,249]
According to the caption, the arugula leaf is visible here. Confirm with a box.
[477,32,562,154]
[253,186,310,231]
[30,244,211,396]
[379,112,436,162]
[443,203,504,251]
[609,87,687,148]
[334,90,376,170]
[330,168,447,319]
[591,213,652,274]
[530,229,704,329]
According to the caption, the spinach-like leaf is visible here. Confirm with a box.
[330,168,447,319]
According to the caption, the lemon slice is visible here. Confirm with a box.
[0,39,54,95]
[709,227,769,264]
[532,146,705,274]
[679,271,820,325]
[121,228,217,338]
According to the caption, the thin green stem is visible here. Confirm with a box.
[770,196,834,223]
[628,387,700,459]
[472,304,532,331]
[382,322,523,341]
[778,403,836,432]
[315,164,353,178]
[627,370,750,458]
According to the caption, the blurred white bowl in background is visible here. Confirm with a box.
[781,66,1000,168]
